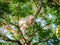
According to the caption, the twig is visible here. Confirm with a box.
[28,20,55,44]
[0,39,22,45]
[0,34,22,45]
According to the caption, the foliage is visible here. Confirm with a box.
[56,25,60,38]
[0,0,60,45]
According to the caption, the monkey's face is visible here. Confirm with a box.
[18,15,34,28]
[28,15,34,24]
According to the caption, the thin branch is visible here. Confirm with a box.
[32,36,57,45]
[30,20,55,36]
[0,39,22,45]
[0,34,22,45]
[5,39,22,45]
[28,21,55,44]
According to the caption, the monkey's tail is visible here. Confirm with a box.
[33,0,42,16]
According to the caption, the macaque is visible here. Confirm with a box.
[18,0,42,38]
[18,15,35,36]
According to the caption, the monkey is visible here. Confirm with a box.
[19,15,34,36]
[18,0,42,38]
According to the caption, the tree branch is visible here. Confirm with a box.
[28,20,55,44]
[0,34,22,45]
[0,16,27,44]
[32,37,57,45]
[0,39,22,45]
